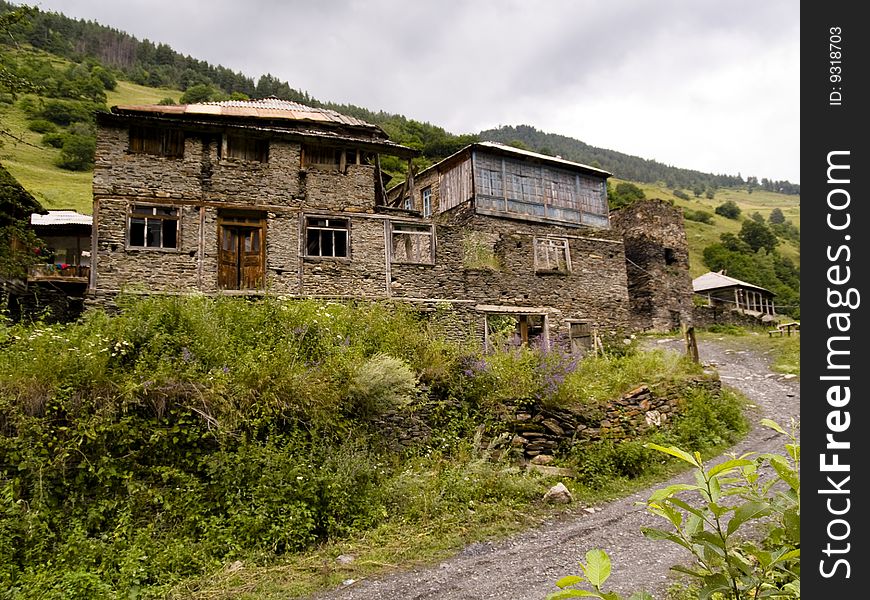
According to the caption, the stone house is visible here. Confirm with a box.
[386,141,630,350]
[89,100,689,350]
[90,98,418,299]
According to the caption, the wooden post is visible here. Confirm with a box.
[684,324,700,363]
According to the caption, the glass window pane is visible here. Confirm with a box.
[333,231,347,257]
[163,220,177,248]
[130,218,145,246]
[146,220,162,247]
[307,229,320,255]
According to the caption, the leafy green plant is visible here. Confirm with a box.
[347,352,418,419]
[462,231,502,271]
[641,419,799,599]
[550,420,799,600]
[546,548,654,599]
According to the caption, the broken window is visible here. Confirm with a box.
[129,205,179,249]
[422,186,432,217]
[463,231,501,270]
[129,125,184,157]
[221,134,269,162]
[391,223,434,264]
[534,237,571,273]
[305,217,349,258]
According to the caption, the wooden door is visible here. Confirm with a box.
[218,215,265,290]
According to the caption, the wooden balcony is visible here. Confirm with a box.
[27,264,90,283]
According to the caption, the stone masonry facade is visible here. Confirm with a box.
[90,104,638,350]
[610,198,694,331]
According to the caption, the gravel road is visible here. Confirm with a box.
[310,336,800,600]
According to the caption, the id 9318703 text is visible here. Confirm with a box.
[829,27,843,106]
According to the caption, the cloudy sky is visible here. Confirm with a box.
[30,0,800,183]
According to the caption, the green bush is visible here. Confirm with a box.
[347,353,418,419]
[27,118,57,133]
[683,209,713,224]
[41,132,66,148]
[39,99,99,126]
[56,133,96,170]
[715,200,742,219]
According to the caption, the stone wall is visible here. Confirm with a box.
[92,123,389,296]
[91,120,638,347]
[4,280,86,324]
[370,378,722,460]
[610,199,694,332]
[691,304,776,328]
[390,203,631,342]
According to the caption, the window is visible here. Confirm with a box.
[302,145,359,172]
[129,205,179,249]
[305,217,349,258]
[129,126,184,157]
[221,134,268,162]
[534,237,571,273]
[391,223,434,264]
[664,247,677,265]
[404,197,413,211]
[421,187,432,217]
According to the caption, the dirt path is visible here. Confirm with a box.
[311,336,800,600]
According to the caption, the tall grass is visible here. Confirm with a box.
[0,296,748,599]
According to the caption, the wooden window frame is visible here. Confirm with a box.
[301,145,360,173]
[128,125,184,158]
[304,216,350,259]
[421,186,432,218]
[482,310,549,350]
[220,134,269,163]
[389,222,435,265]
[127,204,180,250]
[534,237,571,274]
[567,320,593,354]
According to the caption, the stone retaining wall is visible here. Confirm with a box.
[371,377,722,459]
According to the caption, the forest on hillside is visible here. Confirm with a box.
[0,0,799,193]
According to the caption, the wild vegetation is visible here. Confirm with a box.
[0,295,749,599]
[548,420,800,600]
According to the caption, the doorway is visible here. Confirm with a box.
[218,212,265,290]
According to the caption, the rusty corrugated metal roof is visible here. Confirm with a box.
[113,98,380,130]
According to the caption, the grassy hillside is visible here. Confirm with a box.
[0,74,181,213]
